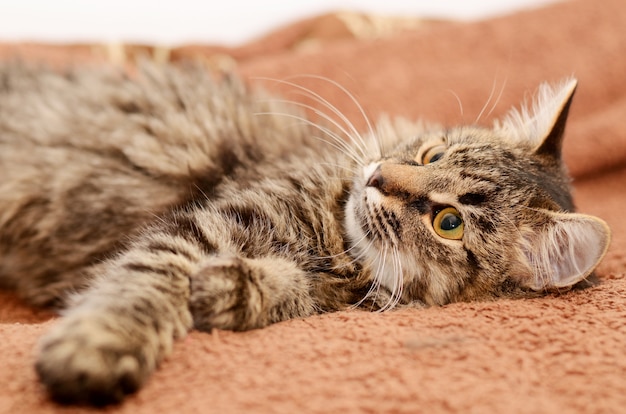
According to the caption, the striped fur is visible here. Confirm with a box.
[0,63,609,404]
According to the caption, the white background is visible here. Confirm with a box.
[0,0,558,46]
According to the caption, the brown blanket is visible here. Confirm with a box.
[1,0,625,412]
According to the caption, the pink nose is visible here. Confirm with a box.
[366,165,384,189]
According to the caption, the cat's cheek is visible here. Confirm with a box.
[343,196,365,244]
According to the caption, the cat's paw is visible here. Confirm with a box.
[189,255,260,332]
[35,317,151,405]
[189,255,314,332]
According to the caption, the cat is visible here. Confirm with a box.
[0,62,610,405]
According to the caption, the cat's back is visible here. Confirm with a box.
[0,63,326,305]
[0,62,319,169]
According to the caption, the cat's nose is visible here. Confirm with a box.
[366,165,384,189]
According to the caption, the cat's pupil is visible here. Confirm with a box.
[440,213,462,231]
[429,152,444,163]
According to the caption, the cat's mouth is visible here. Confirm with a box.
[358,163,402,243]
[345,167,401,249]
[345,175,409,311]
[361,193,401,245]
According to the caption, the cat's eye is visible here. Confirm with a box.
[432,207,464,240]
[422,145,446,165]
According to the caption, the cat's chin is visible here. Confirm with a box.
[343,195,366,257]
[343,193,409,310]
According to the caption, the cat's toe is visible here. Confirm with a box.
[35,322,147,405]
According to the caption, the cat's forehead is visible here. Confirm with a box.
[396,125,529,160]
[369,116,575,208]
[436,126,522,147]
[378,124,570,208]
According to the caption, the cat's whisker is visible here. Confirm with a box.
[475,76,499,125]
[370,243,396,313]
[390,248,404,310]
[370,245,388,312]
[288,74,380,160]
[284,90,370,163]
[309,135,365,168]
[254,111,365,166]
[378,247,402,312]
[365,131,384,161]
[281,90,369,150]
[191,182,213,203]
[255,108,362,165]
[318,162,361,176]
[261,98,367,164]
[324,230,371,262]
[350,237,384,311]
[446,89,465,121]
[254,76,376,162]
[484,76,508,120]
[518,205,545,214]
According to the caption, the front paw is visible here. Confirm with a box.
[35,317,152,405]
[189,255,260,332]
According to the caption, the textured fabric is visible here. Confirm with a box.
[1,0,625,412]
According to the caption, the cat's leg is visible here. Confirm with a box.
[189,254,317,332]
[35,234,197,405]
[34,230,317,404]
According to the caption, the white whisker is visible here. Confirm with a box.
[260,98,366,164]
[378,247,403,312]
[446,89,465,120]
[485,76,508,120]
[254,111,364,166]
[475,77,498,124]
[282,91,370,160]
[318,162,361,176]
[369,245,388,311]
[253,75,379,161]
[324,230,371,261]
[288,74,380,160]
[392,249,404,309]
[350,237,382,311]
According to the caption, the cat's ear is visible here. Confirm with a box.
[496,78,577,157]
[516,210,610,290]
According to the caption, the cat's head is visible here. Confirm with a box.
[345,79,610,307]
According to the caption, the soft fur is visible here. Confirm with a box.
[0,63,610,405]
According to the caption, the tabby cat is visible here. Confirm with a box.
[0,63,610,405]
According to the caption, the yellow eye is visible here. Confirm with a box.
[422,145,446,165]
[432,207,464,240]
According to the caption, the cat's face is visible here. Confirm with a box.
[344,79,610,308]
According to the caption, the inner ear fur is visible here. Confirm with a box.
[496,78,578,157]
[516,210,611,291]
[533,80,577,158]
